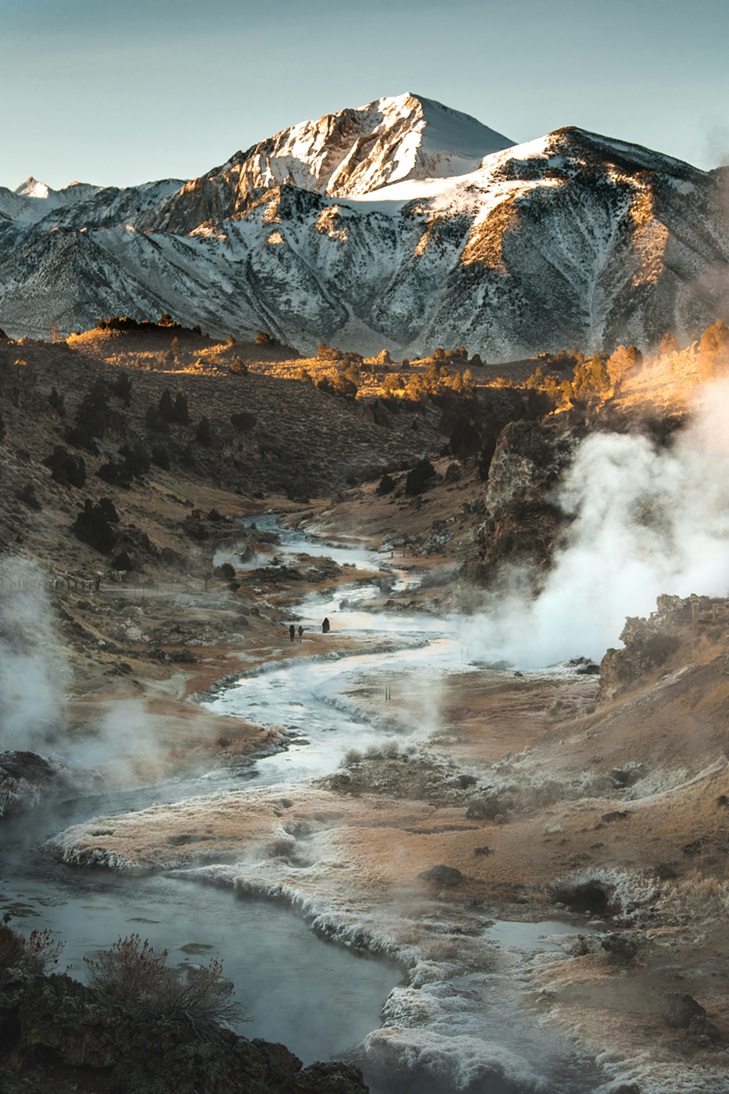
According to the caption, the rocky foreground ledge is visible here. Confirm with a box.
[0,964,369,1094]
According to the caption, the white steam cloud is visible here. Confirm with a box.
[0,557,68,751]
[472,378,729,667]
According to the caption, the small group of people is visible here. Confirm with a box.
[287,617,331,642]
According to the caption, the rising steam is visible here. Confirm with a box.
[473,377,729,667]
[0,557,68,751]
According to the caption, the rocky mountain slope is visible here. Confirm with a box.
[1,93,728,357]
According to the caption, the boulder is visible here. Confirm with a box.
[419,865,464,887]
[662,991,706,1029]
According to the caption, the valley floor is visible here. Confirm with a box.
[44,490,729,1094]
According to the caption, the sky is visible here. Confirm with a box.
[1,0,727,191]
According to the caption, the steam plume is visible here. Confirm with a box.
[0,557,68,751]
[474,377,729,667]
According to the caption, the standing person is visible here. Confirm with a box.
[289,623,296,642]
[298,625,304,642]
[322,617,330,633]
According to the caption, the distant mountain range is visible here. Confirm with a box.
[2,92,728,358]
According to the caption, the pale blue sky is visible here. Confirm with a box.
[1,0,727,190]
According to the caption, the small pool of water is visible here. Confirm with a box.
[485,918,589,952]
[1,869,402,1066]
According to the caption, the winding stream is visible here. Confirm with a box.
[2,517,603,1092]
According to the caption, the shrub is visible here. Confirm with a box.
[376,472,396,496]
[16,483,42,510]
[697,320,729,379]
[151,443,170,470]
[65,383,111,451]
[213,562,236,580]
[180,444,196,468]
[98,443,150,488]
[381,373,403,396]
[405,458,436,496]
[158,389,175,422]
[98,459,133,488]
[606,345,642,389]
[449,415,481,460]
[71,497,120,554]
[84,934,242,1041]
[195,416,213,446]
[44,445,86,487]
[173,393,190,425]
[0,914,63,976]
[315,373,357,399]
[48,386,66,417]
[120,443,151,478]
[111,371,133,404]
[316,342,343,361]
[112,549,134,571]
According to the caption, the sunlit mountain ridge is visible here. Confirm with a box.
[1,93,727,358]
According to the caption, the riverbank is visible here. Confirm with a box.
[38,509,729,1092]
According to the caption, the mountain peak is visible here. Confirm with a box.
[221,93,514,200]
[14,177,53,199]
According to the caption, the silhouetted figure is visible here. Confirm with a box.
[322,617,330,633]
[298,625,304,642]
[289,624,296,642]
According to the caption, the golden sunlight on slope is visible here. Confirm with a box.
[460,198,520,270]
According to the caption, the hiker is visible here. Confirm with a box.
[289,623,296,642]
[298,625,304,642]
[322,617,330,634]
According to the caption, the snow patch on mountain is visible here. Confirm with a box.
[224,92,515,200]
[0,96,728,357]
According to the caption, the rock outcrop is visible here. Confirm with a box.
[0,751,59,817]
[0,967,369,1094]
[476,420,573,580]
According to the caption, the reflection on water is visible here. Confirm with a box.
[0,867,401,1065]
[2,515,605,1089]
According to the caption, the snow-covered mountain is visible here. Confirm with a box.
[1,93,728,357]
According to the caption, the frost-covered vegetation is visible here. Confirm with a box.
[84,933,242,1041]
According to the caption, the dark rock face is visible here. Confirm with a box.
[599,613,682,699]
[476,420,573,581]
[686,1014,721,1046]
[550,879,617,915]
[0,751,58,818]
[0,969,370,1094]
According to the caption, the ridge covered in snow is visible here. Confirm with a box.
[1,94,728,357]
